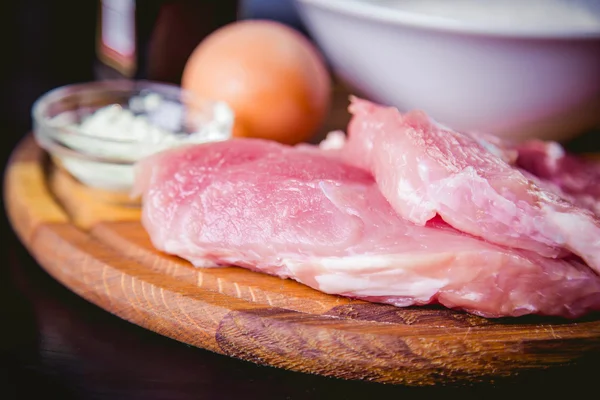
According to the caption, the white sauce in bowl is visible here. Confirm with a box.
[45,92,233,192]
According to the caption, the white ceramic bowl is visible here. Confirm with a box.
[295,0,600,141]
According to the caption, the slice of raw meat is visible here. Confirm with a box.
[516,139,600,215]
[450,133,600,215]
[467,131,518,165]
[456,133,600,215]
[343,97,600,273]
[316,130,598,219]
[134,138,600,318]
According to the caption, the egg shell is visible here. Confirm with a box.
[182,19,331,145]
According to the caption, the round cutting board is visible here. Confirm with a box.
[5,135,600,386]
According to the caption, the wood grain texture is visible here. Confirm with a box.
[47,165,141,229]
[5,135,600,386]
[4,138,68,242]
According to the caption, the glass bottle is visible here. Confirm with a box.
[95,0,239,83]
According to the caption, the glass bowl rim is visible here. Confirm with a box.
[31,79,232,147]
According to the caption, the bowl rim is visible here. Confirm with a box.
[31,79,228,145]
[31,79,234,164]
[295,0,600,39]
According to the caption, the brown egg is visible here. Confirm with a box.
[181,20,331,145]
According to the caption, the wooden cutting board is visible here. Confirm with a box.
[5,134,600,386]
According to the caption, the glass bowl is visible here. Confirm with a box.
[32,80,234,197]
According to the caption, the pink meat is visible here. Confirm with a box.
[343,97,600,273]
[459,133,600,215]
[450,133,600,215]
[516,140,600,215]
[134,139,600,318]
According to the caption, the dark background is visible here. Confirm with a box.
[1,1,599,399]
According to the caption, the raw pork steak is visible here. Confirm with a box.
[134,139,600,318]
[343,98,600,273]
